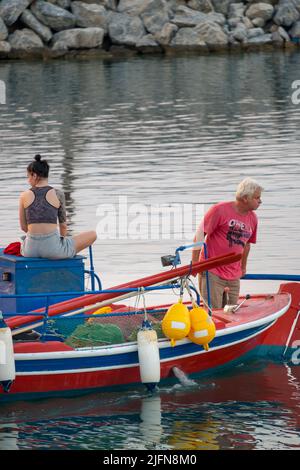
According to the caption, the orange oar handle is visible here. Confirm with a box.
[8,252,241,329]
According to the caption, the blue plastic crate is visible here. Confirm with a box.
[0,248,85,314]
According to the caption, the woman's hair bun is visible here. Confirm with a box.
[34,154,42,162]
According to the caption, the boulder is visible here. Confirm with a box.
[273,0,300,28]
[71,2,110,31]
[243,16,253,29]
[171,26,207,46]
[247,27,265,38]
[20,10,53,43]
[187,0,214,13]
[31,0,76,31]
[154,22,178,45]
[246,3,274,21]
[8,28,44,50]
[0,17,8,41]
[47,0,71,8]
[278,25,291,40]
[289,19,300,37]
[271,30,284,42]
[192,20,229,47]
[136,34,160,53]
[247,32,273,43]
[52,27,105,50]
[73,0,117,7]
[0,0,33,26]
[108,12,146,46]
[228,3,246,19]
[117,0,145,15]
[0,40,11,54]
[172,6,226,27]
[139,0,170,34]
[211,0,236,15]
[230,23,248,41]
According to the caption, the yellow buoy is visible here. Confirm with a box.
[188,306,216,351]
[162,299,191,347]
[88,306,112,323]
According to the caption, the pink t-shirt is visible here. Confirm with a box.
[198,201,258,280]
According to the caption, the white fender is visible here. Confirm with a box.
[0,313,16,392]
[137,327,160,389]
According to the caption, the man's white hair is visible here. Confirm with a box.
[236,178,263,199]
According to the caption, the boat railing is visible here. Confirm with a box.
[1,281,201,339]
[243,274,300,281]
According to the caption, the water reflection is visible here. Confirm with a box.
[0,361,299,450]
[0,53,299,282]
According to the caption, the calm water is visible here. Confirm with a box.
[0,51,300,450]
[0,361,300,450]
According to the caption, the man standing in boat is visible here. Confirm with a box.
[192,178,263,309]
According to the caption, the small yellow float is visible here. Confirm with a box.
[188,306,216,351]
[162,299,191,347]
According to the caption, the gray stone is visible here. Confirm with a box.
[0,17,8,41]
[252,17,266,27]
[247,27,265,38]
[228,3,245,19]
[117,0,144,15]
[231,23,248,41]
[48,0,71,8]
[171,26,207,45]
[207,12,227,25]
[187,0,214,13]
[247,32,272,43]
[271,30,284,42]
[273,1,300,28]
[154,22,178,45]
[20,9,53,43]
[193,20,229,46]
[228,17,241,27]
[56,0,71,8]
[52,27,105,49]
[0,0,33,26]
[71,2,110,31]
[0,40,11,53]
[136,34,158,47]
[211,0,236,15]
[289,19,300,37]
[292,0,300,13]
[8,28,44,50]
[76,0,117,7]
[108,12,146,46]
[31,0,76,32]
[140,0,170,34]
[242,16,253,29]
[171,13,205,27]
[172,6,226,27]
[278,25,290,40]
[246,3,274,21]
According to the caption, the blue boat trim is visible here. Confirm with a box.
[15,321,274,374]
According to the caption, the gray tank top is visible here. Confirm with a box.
[25,186,66,225]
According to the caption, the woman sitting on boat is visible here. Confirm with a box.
[19,154,97,259]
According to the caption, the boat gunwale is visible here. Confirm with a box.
[13,293,291,361]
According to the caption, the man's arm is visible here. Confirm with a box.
[192,220,204,263]
[241,243,251,276]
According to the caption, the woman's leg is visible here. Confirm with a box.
[72,230,97,254]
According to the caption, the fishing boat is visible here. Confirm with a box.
[0,244,299,401]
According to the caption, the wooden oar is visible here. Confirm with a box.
[8,252,241,331]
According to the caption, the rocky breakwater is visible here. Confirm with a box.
[0,0,300,60]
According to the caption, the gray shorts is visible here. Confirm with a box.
[21,231,76,259]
